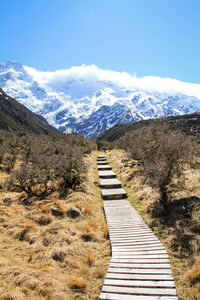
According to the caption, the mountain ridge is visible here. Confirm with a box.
[97,112,200,142]
[1,61,200,137]
[0,88,57,134]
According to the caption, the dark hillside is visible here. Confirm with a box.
[97,112,200,142]
[0,88,57,134]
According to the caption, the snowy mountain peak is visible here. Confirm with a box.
[0,61,25,73]
[0,62,200,137]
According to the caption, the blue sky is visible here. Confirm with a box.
[1,0,200,83]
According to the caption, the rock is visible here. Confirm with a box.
[50,206,64,217]
[172,197,197,218]
[67,206,82,219]
[175,204,186,214]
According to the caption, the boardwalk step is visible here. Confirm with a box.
[98,165,112,170]
[97,157,107,161]
[110,258,170,264]
[107,268,173,275]
[100,178,122,189]
[104,279,175,288]
[109,263,171,269]
[111,255,169,259]
[101,188,127,200]
[110,240,160,244]
[111,246,166,251]
[97,161,109,165]
[112,250,168,256]
[106,273,174,281]
[98,171,117,179]
[101,286,177,296]
[98,155,106,158]
[100,293,178,299]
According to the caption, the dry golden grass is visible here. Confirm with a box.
[106,149,200,300]
[67,275,87,293]
[187,256,200,285]
[0,153,110,299]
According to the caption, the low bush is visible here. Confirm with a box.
[0,130,96,199]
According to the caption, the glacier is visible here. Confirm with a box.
[0,61,200,137]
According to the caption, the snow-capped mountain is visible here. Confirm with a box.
[1,61,200,138]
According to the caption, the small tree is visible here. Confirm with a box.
[9,163,53,198]
[144,131,194,210]
[52,150,85,197]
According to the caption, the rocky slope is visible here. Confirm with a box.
[0,88,56,134]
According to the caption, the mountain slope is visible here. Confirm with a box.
[97,112,200,142]
[0,88,57,134]
[1,62,200,137]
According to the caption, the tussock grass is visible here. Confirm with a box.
[67,275,87,293]
[107,149,200,300]
[0,153,110,299]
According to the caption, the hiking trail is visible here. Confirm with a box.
[97,154,178,300]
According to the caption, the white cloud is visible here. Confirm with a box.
[24,64,200,99]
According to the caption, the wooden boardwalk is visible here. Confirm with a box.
[97,155,178,300]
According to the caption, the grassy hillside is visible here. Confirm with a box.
[106,149,200,299]
[0,88,57,134]
[0,130,110,299]
[97,112,200,142]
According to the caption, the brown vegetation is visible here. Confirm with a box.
[106,146,200,300]
[117,124,197,215]
[0,131,110,299]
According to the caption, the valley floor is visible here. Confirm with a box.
[0,152,110,300]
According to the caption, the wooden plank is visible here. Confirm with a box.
[108,225,149,229]
[111,244,163,247]
[98,164,112,168]
[100,178,122,189]
[110,237,159,242]
[109,235,157,239]
[109,229,152,233]
[111,259,170,264]
[112,250,168,256]
[107,223,150,226]
[98,170,117,178]
[102,188,127,198]
[111,242,161,246]
[111,245,165,250]
[109,263,171,269]
[111,240,162,244]
[101,286,177,296]
[106,272,174,281]
[109,232,153,236]
[100,292,178,299]
[107,268,173,275]
[112,245,165,250]
[104,279,175,288]
[109,231,154,235]
[106,219,146,221]
[111,254,169,259]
